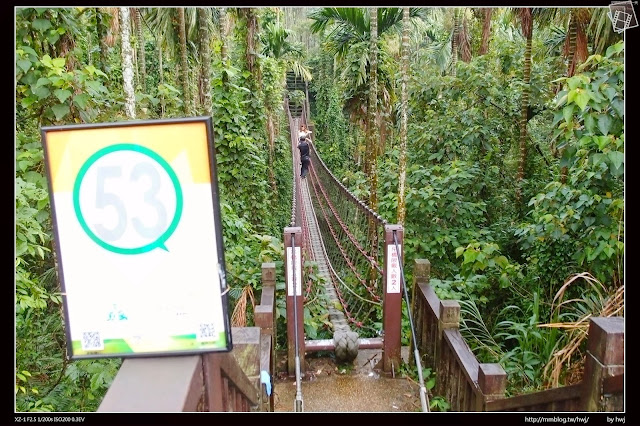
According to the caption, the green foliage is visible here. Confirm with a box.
[309,54,353,171]
[493,300,561,394]
[16,49,110,124]
[391,157,493,279]
[517,42,624,287]
[451,241,523,304]
[210,65,273,234]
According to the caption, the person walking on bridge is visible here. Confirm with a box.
[297,125,311,179]
[299,123,312,142]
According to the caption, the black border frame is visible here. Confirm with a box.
[39,116,232,360]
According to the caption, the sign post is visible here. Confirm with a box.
[284,227,304,376]
[383,224,403,373]
[41,117,232,359]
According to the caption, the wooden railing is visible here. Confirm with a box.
[409,258,624,412]
[98,263,277,412]
[409,259,505,411]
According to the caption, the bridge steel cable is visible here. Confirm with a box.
[307,164,382,310]
[305,172,381,312]
[306,168,382,338]
[307,140,388,338]
[285,100,360,361]
[287,105,320,304]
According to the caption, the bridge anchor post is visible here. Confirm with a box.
[285,227,305,377]
[382,225,403,374]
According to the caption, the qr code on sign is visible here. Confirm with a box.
[197,323,216,342]
[81,331,104,350]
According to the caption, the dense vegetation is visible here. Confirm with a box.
[307,7,623,395]
[15,7,623,411]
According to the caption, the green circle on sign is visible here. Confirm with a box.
[73,143,183,255]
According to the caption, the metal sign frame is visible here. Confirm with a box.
[41,117,232,359]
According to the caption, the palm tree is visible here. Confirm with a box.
[198,7,212,116]
[219,7,232,86]
[478,8,494,55]
[309,7,424,169]
[396,7,410,226]
[515,7,533,206]
[565,8,590,77]
[367,6,379,213]
[536,8,604,184]
[120,7,135,118]
[458,8,472,63]
[177,7,191,115]
[145,8,200,115]
[588,7,623,55]
[261,20,311,81]
[238,8,261,89]
[537,8,591,78]
[450,7,472,74]
[131,8,146,91]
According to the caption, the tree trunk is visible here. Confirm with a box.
[133,8,146,92]
[120,7,136,119]
[158,38,165,117]
[178,7,191,115]
[567,15,578,77]
[245,8,261,89]
[479,8,493,55]
[305,81,311,126]
[366,7,380,278]
[367,6,379,213]
[516,8,532,206]
[96,8,110,73]
[459,9,472,63]
[220,7,229,85]
[267,114,277,194]
[451,8,460,76]
[397,7,410,226]
[199,8,212,116]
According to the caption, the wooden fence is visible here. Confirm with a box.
[409,259,624,412]
[98,263,277,412]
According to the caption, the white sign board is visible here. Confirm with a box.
[41,117,231,359]
[287,247,302,296]
[386,244,402,294]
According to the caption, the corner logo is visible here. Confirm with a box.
[609,1,639,33]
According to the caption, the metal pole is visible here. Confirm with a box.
[393,231,429,412]
[292,233,304,412]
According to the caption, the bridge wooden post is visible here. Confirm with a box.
[255,263,276,411]
[580,317,624,411]
[435,300,460,397]
[382,224,403,374]
[476,363,507,411]
[409,259,430,367]
[284,227,305,377]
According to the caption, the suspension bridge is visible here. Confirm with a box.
[95,86,624,414]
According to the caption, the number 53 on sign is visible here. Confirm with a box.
[41,117,232,359]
